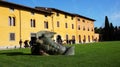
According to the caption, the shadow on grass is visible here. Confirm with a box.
[0,52,31,56]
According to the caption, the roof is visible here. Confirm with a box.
[0,1,51,14]
[74,14,96,21]
[0,1,95,21]
[35,7,95,21]
[35,7,75,16]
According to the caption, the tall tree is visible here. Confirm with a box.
[109,23,114,40]
[103,16,110,41]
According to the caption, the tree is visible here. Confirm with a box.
[103,16,110,41]
[109,23,114,40]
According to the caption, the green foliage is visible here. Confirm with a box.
[95,16,120,41]
[0,41,120,67]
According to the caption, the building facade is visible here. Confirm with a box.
[0,1,99,49]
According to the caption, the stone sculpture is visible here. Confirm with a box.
[30,31,75,55]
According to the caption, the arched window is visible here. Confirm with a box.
[83,35,86,43]
[79,35,81,43]
[92,36,94,41]
[30,19,36,27]
[9,16,15,26]
[9,16,12,26]
[88,35,90,42]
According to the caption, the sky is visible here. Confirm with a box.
[6,0,120,27]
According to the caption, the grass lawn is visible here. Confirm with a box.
[0,41,120,67]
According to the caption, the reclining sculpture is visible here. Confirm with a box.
[30,31,75,55]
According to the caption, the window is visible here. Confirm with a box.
[92,28,94,31]
[83,26,85,31]
[78,25,80,30]
[88,35,90,42]
[9,16,11,26]
[13,17,15,26]
[9,7,14,12]
[31,12,35,15]
[83,20,85,22]
[56,12,59,16]
[65,15,67,18]
[88,27,90,31]
[71,16,74,20]
[72,24,74,29]
[9,16,15,26]
[31,33,36,37]
[57,21,60,27]
[44,15,47,17]
[30,19,36,27]
[79,35,81,43]
[44,21,48,29]
[10,33,15,41]
[83,35,86,42]
[92,36,94,41]
[78,19,80,21]
[65,23,68,28]
[72,35,75,40]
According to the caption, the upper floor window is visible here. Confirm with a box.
[44,21,48,29]
[57,21,60,27]
[71,16,74,20]
[30,19,36,27]
[88,27,90,31]
[78,25,80,30]
[65,23,68,28]
[44,15,48,17]
[83,20,85,22]
[9,16,15,26]
[9,7,14,12]
[56,12,59,16]
[78,18,80,21]
[65,15,67,18]
[92,28,94,31]
[10,33,15,41]
[72,24,74,29]
[31,12,35,15]
[83,26,85,31]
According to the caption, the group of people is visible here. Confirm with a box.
[19,39,30,48]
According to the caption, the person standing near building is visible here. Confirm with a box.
[19,39,22,48]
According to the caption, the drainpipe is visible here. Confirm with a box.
[19,10,22,40]
[51,14,54,32]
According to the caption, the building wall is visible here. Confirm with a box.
[0,3,97,48]
[76,17,95,43]
[52,12,76,43]
[0,5,52,47]
[0,6,20,46]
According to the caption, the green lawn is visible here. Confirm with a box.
[0,41,120,67]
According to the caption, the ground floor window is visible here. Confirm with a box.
[79,35,81,43]
[88,35,90,42]
[31,33,36,37]
[10,33,15,41]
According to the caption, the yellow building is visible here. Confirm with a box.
[0,1,99,49]
[75,14,95,43]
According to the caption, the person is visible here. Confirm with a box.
[24,40,29,48]
[19,39,22,48]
